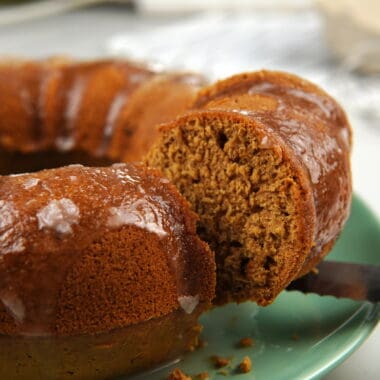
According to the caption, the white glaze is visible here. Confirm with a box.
[287,88,333,118]
[55,136,75,151]
[260,135,274,149]
[113,166,140,184]
[103,93,127,139]
[178,295,199,314]
[111,163,127,168]
[37,198,80,234]
[107,198,167,237]
[231,108,251,116]
[248,82,277,94]
[23,178,40,189]
[67,164,83,168]
[0,200,15,229]
[55,78,86,151]
[0,200,25,254]
[1,291,25,323]
[339,127,351,149]
[9,173,27,177]
[65,78,85,125]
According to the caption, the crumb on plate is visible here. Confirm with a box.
[217,369,229,376]
[211,355,231,368]
[238,337,254,348]
[239,356,252,373]
[168,368,192,380]
[195,371,210,379]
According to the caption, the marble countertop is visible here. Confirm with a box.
[0,5,378,379]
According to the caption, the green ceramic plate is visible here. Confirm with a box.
[130,194,380,380]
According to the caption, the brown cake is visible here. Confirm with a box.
[146,70,352,306]
[0,60,352,378]
[0,163,215,379]
[0,58,206,174]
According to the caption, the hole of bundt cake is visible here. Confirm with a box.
[146,115,303,305]
[0,150,114,175]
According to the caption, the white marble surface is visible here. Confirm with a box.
[0,5,378,379]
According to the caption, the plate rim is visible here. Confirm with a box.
[303,303,379,380]
[306,194,380,379]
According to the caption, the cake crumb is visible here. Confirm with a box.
[239,356,252,373]
[211,356,231,368]
[238,337,254,348]
[195,371,210,380]
[188,343,197,352]
[197,338,208,348]
[217,369,229,376]
[168,368,192,380]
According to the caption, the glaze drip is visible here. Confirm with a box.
[56,78,86,151]
[108,198,168,237]
[37,198,80,235]
[178,295,199,314]
[97,92,128,155]
[0,200,25,254]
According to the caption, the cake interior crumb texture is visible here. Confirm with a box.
[146,113,309,306]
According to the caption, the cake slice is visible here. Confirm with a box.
[145,71,352,306]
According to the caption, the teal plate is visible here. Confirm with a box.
[129,195,380,380]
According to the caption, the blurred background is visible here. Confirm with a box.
[0,0,378,379]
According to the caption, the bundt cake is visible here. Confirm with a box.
[0,163,215,379]
[145,70,352,306]
[0,58,206,175]
[0,58,352,379]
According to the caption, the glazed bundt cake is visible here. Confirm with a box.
[146,70,352,306]
[0,58,206,174]
[0,163,215,379]
[0,59,352,379]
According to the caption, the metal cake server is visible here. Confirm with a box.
[287,261,380,303]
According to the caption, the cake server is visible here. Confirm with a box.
[287,260,380,303]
